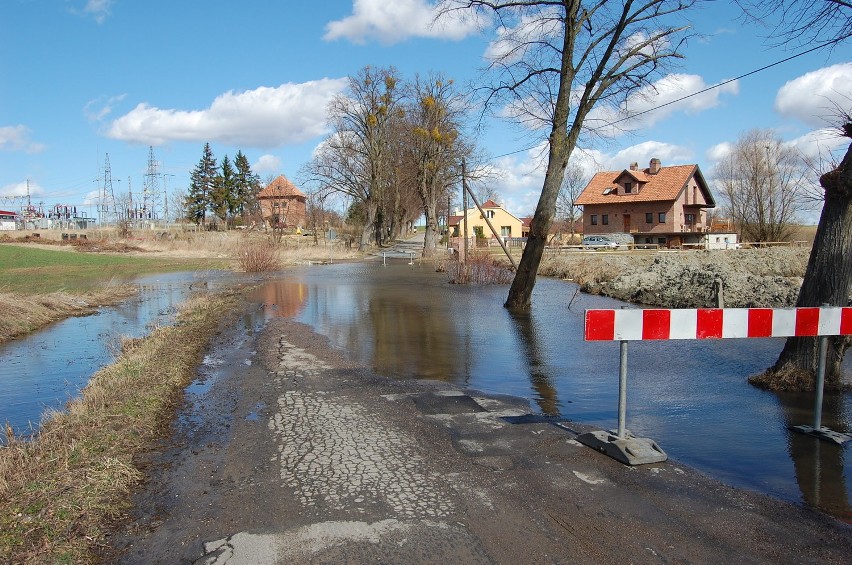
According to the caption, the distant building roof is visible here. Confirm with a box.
[258,175,306,200]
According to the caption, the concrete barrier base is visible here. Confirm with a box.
[790,425,852,446]
[577,430,668,466]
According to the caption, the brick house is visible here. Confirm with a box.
[575,158,716,248]
[257,175,307,229]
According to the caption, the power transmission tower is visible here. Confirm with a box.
[100,153,117,225]
[143,145,161,222]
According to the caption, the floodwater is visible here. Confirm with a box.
[247,260,852,522]
[2,260,849,522]
[0,271,235,439]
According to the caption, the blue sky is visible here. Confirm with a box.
[1,0,849,222]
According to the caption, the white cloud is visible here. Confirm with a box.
[84,94,127,121]
[775,63,852,128]
[324,0,483,44]
[603,141,693,170]
[705,142,733,164]
[71,0,113,24]
[0,125,46,153]
[785,128,849,161]
[0,180,43,198]
[253,154,282,175]
[585,74,739,135]
[106,78,348,148]
[82,189,101,206]
[483,9,560,63]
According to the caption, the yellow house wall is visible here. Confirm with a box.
[458,207,523,239]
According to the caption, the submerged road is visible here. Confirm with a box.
[112,299,852,564]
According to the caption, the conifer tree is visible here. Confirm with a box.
[186,143,217,224]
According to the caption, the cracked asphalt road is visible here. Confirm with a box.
[112,306,852,564]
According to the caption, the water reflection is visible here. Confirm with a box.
[777,391,851,522]
[247,262,851,521]
[508,309,560,416]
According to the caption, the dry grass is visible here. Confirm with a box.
[0,286,138,344]
[442,251,515,285]
[0,289,240,563]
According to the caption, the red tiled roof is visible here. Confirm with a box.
[576,164,714,206]
[258,175,306,199]
[481,199,501,208]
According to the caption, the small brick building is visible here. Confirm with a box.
[257,175,307,229]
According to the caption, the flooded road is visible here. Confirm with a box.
[247,260,852,522]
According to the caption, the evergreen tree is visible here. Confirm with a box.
[186,143,217,224]
[234,150,260,220]
[211,154,236,223]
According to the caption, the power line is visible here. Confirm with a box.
[488,34,849,162]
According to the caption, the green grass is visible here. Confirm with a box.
[0,244,226,294]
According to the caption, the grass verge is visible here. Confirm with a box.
[0,288,242,563]
[0,243,226,294]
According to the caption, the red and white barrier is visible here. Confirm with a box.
[585,307,852,341]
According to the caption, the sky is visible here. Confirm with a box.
[1,0,849,223]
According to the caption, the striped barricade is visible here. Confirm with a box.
[585,307,852,341]
[580,307,852,461]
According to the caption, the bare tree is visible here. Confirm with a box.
[715,129,806,242]
[406,74,472,257]
[310,66,403,250]
[733,1,852,391]
[441,0,699,310]
[556,163,588,243]
[736,0,851,49]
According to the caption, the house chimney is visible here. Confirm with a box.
[629,162,638,171]
[649,158,661,174]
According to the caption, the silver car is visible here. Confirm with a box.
[582,235,619,249]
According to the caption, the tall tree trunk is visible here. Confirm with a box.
[752,133,852,391]
[423,199,439,258]
[360,203,377,251]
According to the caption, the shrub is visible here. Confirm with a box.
[445,251,514,284]
[236,239,281,272]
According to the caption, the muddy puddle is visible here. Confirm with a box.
[246,260,852,522]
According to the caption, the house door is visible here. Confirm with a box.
[623,214,631,232]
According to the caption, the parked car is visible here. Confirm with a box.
[582,235,619,249]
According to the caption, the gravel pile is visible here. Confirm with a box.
[541,247,810,308]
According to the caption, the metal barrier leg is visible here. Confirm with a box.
[617,340,627,438]
[791,335,852,445]
[576,339,667,466]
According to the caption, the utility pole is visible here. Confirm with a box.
[143,146,160,223]
[100,153,117,226]
[462,159,469,263]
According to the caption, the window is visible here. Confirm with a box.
[645,237,651,244]
[646,212,653,224]
[473,226,484,238]
[590,215,598,225]
[658,237,666,245]
[658,212,666,223]
[486,210,495,219]
[500,226,511,237]
[602,214,609,225]
[686,213,695,225]
[624,182,632,194]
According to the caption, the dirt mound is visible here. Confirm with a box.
[541,247,810,308]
